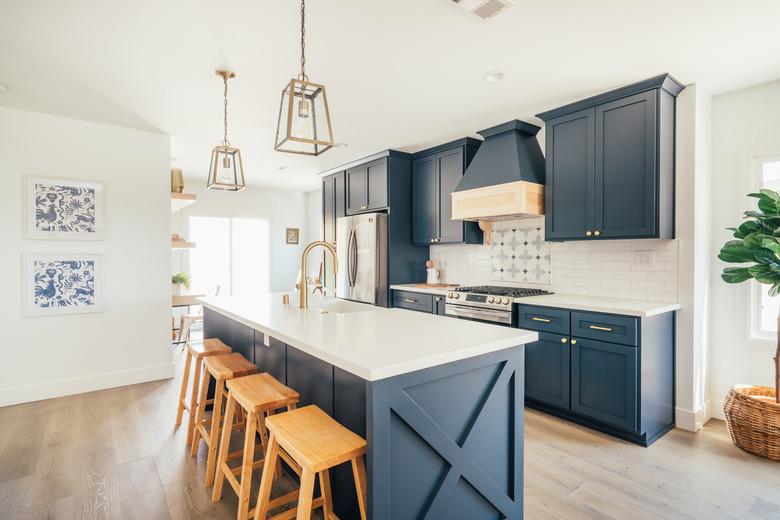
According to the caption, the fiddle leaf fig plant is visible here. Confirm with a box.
[719,188,780,403]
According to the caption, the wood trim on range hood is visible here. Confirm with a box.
[451,180,544,222]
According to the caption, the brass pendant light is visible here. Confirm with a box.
[207,69,246,191]
[274,0,334,156]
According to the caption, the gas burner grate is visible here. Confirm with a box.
[454,285,553,298]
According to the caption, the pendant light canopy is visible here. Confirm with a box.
[208,69,246,191]
[274,0,334,156]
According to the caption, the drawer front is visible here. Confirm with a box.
[516,305,570,335]
[571,311,638,346]
[392,290,434,313]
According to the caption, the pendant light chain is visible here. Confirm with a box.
[298,0,308,82]
[222,73,230,147]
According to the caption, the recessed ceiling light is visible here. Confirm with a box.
[0,83,10,94]
[277,165,288,170]
[333,142,349,148]
[483,70,506,83]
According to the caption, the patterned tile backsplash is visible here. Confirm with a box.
[491,225,551,284]
[429,217,679,303]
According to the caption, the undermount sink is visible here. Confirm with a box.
[314,300,373,315]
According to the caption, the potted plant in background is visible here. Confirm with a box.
[171,272,191,296]
[719,188,780,462]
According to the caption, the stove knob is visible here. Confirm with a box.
[453,293,460,299]
[488,297,495,303]
[503,297,510,305]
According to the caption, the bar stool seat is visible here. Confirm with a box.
[255,405,368,520]
[191,352,259,486]
[212,373,300,520]
[175,338,232,445]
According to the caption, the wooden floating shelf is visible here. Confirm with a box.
[171,192,196,213]
[171,241,196,249]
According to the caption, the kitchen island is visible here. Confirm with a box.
[198,293,537,520]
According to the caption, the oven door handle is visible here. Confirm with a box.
[445,304,512,324]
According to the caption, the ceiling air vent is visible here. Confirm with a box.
[451,0,514,20]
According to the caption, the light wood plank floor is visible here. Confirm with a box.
[1,349,779,519]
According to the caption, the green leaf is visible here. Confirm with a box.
[735,221,762,238]
[718,241,755,263]
[761,237,780,255]
[721,267,752,283]
[758,196,778,214]
[748,264,780,284]
[752,247,780,266]
[760,189,780,202]
[770,284,780,297]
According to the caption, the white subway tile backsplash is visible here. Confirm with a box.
[429,223,679,303]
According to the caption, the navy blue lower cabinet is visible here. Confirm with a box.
[524,332,570,410]
[286,345,334,416]
[570,338,638,432]
[254,333,286,384]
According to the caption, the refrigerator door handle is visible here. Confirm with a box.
[349,229,358,287]
[346,229,356,288]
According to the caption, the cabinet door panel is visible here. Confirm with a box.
[286,345,334,416]
[346,165,366,215]
[436,148,465,243]
[571,338,638,432]
[254,333,287,384]
[365,158,388,210]
[595,91,657,238]
[229,319,254,364]
[412,155,437,245]
[525,332,570,409]
[545,109,595,240]
[323,175,335,244]
[434,295,447,316]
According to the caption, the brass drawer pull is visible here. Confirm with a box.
[532,317,552,323]
[560,337,568,343]
[571,339,577,345]
[589,325,613,332]
[404,299,418,304]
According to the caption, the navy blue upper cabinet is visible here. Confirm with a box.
[544,108,596,240]
[537,74,683,241]
[411,138,483,245]
[322,171,344,288]
[346,158,388,214]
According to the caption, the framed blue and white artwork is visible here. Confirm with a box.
[25,177,104,240]
[23,254,104,316]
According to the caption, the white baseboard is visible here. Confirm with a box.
[675,399,714,432]
[0,362,175,408]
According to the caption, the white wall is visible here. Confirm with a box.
[709,80,780,418]
[171,182,312,293]
[0,107,172,407]
[304,189,323,277]
[675,84,713,430]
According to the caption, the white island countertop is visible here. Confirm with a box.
[198,293,537,381]
[390,283,679,317]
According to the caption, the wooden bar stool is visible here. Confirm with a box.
[212,373,300,520]
[254,405,368,520]
[175,338,232,446]
[191,352,259,486]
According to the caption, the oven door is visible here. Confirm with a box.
[445,304,513,326]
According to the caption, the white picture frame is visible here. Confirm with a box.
[25,177,104,240]
[23,253,104,316]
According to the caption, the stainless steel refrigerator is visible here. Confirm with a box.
[336,213,388,306]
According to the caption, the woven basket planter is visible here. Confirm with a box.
[723,385,780,462]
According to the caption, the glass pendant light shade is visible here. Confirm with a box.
[274,78,334,156]
[207,145,245,191]
[207,69,246,192]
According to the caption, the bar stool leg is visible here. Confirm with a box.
[296,468,316,520]
[205,380,226,486]
[212,394,237,503]
[186,356,203,446]
[190,369,211,457]
[236,411,258,520]
[319,470,334,519]
[352,456,368,520]
[175,348,193,427]
[254,433,280,520]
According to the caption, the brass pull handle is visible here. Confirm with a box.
[532,317,552,323]
[560,337,568,343]
[586,230,593,237]
[404,299,417,304]
[594,230,601,236]
[571,339,577,345]
[589,325,613,332]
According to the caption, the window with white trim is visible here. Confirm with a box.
[750,155,780,339]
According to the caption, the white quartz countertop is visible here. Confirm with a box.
[390,284,679,317]
[198,293,537,381]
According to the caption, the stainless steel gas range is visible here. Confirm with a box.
[445,285,553,326]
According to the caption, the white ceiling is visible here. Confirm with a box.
[1,0,779,191]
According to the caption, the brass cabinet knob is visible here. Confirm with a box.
[586,231,593,237]
[560,337,568,343]
[594,230,601,236]
[571,339,578,345]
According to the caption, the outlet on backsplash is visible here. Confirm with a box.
[429,218,679,303]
